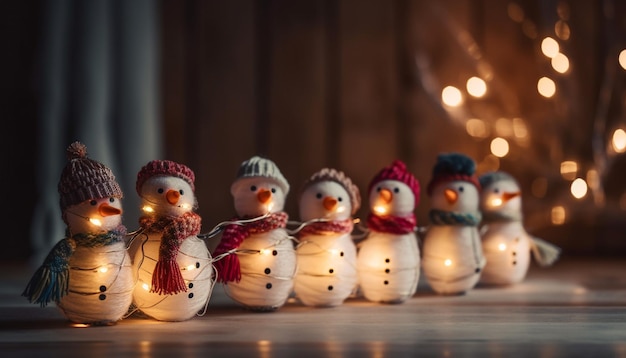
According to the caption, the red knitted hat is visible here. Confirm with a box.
[136,159,196,194]
[58,141,123,212]
[426,152,481,196]
[368,160,420,204]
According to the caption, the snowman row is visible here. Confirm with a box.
[23,143,559,325]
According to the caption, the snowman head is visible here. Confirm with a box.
[479,171,522,214]
[230,156,289,217]
[299,168,360,222]
[58,141,124,229]
[426,153,481,213]
[136,160,198,218]
[367,160,419,217]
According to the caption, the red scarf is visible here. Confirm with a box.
[213,212,289,284]
[139,211,202,295]
[298,218,354,236]
[366,213,416,235]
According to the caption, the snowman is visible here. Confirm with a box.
[357,160,421,303]
[478,171,561,286]
[294,168,360,307]
[212,156,296,311]
[421,153,486,295]
[23,141,134,325]
[132,160,213,321]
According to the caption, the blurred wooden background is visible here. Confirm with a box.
[4,0,626,261]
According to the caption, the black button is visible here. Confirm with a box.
[475,268,481,273]
[188,293,194,299]
[266,283,272,289]
[99,294,106,300]
[385,258,390,263]
[340,252,344,257]
[99,285,106,292]
[264,268,271,274]
[385,269,390,274]
[384,280,389,285]
[329,269,334,274]
[189,283,194,289]
[328,285,334,291]
[272,250,278,256]
[195,262,200,268]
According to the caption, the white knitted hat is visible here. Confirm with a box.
[231,156,290,195]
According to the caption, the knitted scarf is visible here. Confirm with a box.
[139,211,201,295]
[22,225,127,307]
[366,213,416,234]
[298,218,354,236]
[213,211,289,284]
[429,209,482,226]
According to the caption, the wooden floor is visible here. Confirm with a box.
[1,256,625,357]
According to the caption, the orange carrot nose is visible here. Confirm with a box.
[323,196,338,211]
[166,190,180,205]
[257,189,272,204]
[99,203,122,217]
[502,191,521,203]
[444,188,458,204]
[379,188,393,203]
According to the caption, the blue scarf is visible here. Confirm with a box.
[429,209,481,226]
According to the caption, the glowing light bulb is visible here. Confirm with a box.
[98,266,109,273]
[560,161,578,180]
[551,53,570,73]
[551,206,566,225]
[72,323,90,328]
[444,259,452,267]
[142,282,150,291]
[442,86,463,106]
[570,178,588,199]
[619,49,626,70]
[179,203,192,210]
[329,249,340,256]
[142,206,154,213]
[374,205,387,215]
[612,129,626,153]
[89,218,102,227]
[537,77,556,98]
[541,37,559,58]
[491,198,503,207]
[185,264,196,271]
[498,243,507,251]
[490,137,510,157]
[260,249,272,256]
[466,77,487,97]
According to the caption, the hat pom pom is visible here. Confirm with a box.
[66,141,88,161]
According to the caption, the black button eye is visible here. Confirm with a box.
[250,185,257,191]
[271,188,276,193]
[458,186,465,192]
[316,193,322,199]
[338,197,343,202]
[109,197,115,203]
[494,188,500,194]
[158,188,164,194]
[394,187,400,193]
[90,200,97,206]
[179,189,184,195]
[377,187,381,192]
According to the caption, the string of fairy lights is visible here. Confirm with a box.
[421,1,626,229]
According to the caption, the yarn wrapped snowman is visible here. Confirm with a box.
[22,141,134,325]
[132,160,213,321]
[421,153,486,295]
[212,156,296,311]
[478,171,561,286]
[294,168,360,307]
[356,160,421,303]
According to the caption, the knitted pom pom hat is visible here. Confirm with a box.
[230,156,290,195]
[58,141,123,213]
[479,171,518,189]
[426,152,481,196]
[302,168,361,215]
[136,159,196,195]
[368,160,420,204]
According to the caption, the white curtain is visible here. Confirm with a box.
[30,0,162,265]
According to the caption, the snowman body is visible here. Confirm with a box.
[357,179,420,303]
[295,179,359,307]
[220,175,296,311]
[479,221,530,285]
[132,173,212,321]
[422,179,485,295]
[295,231,358,307]
[224,228,296,309]
[132,233,212,321]
[58,198,134,324]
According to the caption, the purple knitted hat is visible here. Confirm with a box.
[58,141,123,212]
[301,168,361,214]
